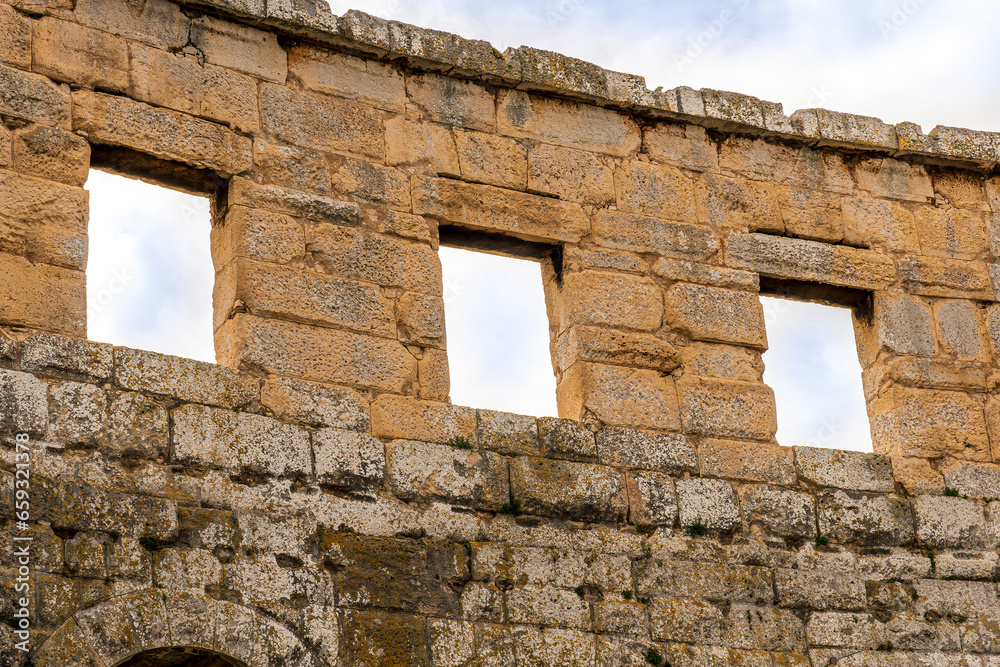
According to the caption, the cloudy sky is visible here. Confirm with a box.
[89,0,1000,452]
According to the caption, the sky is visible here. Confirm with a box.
[85,0,1000,452]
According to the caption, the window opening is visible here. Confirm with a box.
[438,236,558,417]
[86,169,215,363]
[759,294,872,452]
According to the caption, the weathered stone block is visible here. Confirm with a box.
[841,196,920,252]
[0,369,48,435]
[635,559,773,603]
[191,15,288,83]
[726,604,807,652]
[228,177,363,225]
[696,173,782,233]
[47,381,106,446]
[537,417,596,461]
[114,347,257,409]
[75,0,189,50]
[12,124,90,187]
[676,477,741,533]
[329,155,411,209]
[453,128,527,190]
[934,299,986,359]
[680,342,764,382]
[0,5,31,70]
[20,333,113,380]
[870,386,990,461]
[171,403,311,477]
[260,83,384,159]
[261,376,370,431]
[817,489,914,547]
[553,271,663,331]
[107,391,168,459]
[558,362,681,431]
[941,462,1000,499]
[413,175,589,243]
[664,282,767,348]
[211,206,306,270]
[130,43,260,134]
[33,18,129,93]
[384,117,460,175]
[777,186,844,242]
[476,409,539,457]
[652,257,759,291]
[314,428,385,495]
[507,585,591,630]
[775,568,865,611]
[73,92,252,175]
[718,136,854,192]
[914,496,990,549]
[407,71,495,131]
[699,439,796,485]
[615,160,697,222]
[649,597,724,643]
[794,446,894,492]
[527,142,615,206]
[509,456,627,522]
[386,439,508,510]
[626,470,678,527]
[898,255,995,299]
[913,207,990,260]
[290,45,402,111]
[741,485,815,539]
[645,122,718,172]
[0,253,85,335]
[678,377,776,441]
[396,292,446,348]
[340,609,430,665]
[372,394,476,444]
[594,209,719,259]
[594,599,649,637]
[554,326,680,374]
[596,426,696,473]
[253,140,330,194]
[0,64,71,127]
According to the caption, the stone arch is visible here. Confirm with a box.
[31,589,317,667]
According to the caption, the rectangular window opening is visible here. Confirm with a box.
[438,227,559,417]
[759,280,873,452]
[86,167,216,363]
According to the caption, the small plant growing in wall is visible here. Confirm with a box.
[645,647,667,665]
[499,499,523,517]
[943,487,967,499]
[139,536,163,552]
[876,642,894,652]
[684,519,707,538]
[622,590,633,600]
[448,436,475,450]
[927,550,936,576]
[814,534,829,547]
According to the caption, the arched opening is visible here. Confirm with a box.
[114,647,247,667]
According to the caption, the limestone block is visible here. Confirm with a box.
[0,331,14,365]
[329,155,410,209]
[806,612,885,650]
[652,257,759,291]
[934,299,986,359]
[718,136,854,192]
[0,168,89,233]
[430,619,475,667]
[554,326,680,374]
[253,140,330,194]
[595,212,720,266]
[891,457,945,496]
[289,45,402,111]
[171,403,311,477]
[675,477,741,533]
[218,314,418,394]
[307,223,442,294]
[649,597,724,644]
[594,599,649,637]
[913,207,990,260]
[130,43,260,134]
[664,282,767,348]
[498,88,641,157]
[387,439,508,510]
[36,571,77,627]
[384,117,460,175]
[558,362,681,431]
[777,186,844,243]
[537,417,596,461]
[211,206,305,270]
[0,63,71,127]
[113,347,258,409]
[741,485,815,539]
[214,258,396,336]
[0,253,85,335]
[677,377,776,441]
[699,439,796,485]
[47,381,106,447]
[12,124,90,187]
[870,386,990,461]
[775,568,865,611]
[626,470,678,527]
[596,426,696,473]
[154,548,222,591]
[726,604,807,652]
[260,83,384,159]
[471,543,555,586]
[396,292,445,348]
[228,178,362,225]
[0,369,48,434]
[856,292,936,362]
[20,333,113,380]
[644,122,718,172]
[680,343,764,382]
[563,247,647,275]
[914,496,990,549]
[552,271,663,331]
[192,15,288,83]
[941,462,1000,499]
[339,610,430,665]
[477,409,539,457]
[417,347,450,402]
[407,71,496,131]
[378,210,434,244]
[817,490,914,547]
[507,584,592,630]
[794,446,894,492]
[726,233,896,291]
[898,256,995,300]
[635,558,773,604]
[614,160,697,222]
[0,5,31,70]
[73,92,252,176]
[107,391,168,459]
[451,128,527,190]
[841,196,920,252]
[372,394,476,444]
[509,456,627,522]
[413,176,589,243]
[75,0,189,50]
[314,428,385,495]
[33,18,129,93]
[527,142,615,206]
[696,173,782,233]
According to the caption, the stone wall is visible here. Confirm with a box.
[0,0,998,665]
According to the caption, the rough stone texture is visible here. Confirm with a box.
[6,5,1000,666]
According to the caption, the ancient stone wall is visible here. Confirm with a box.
[0,0,999,665]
